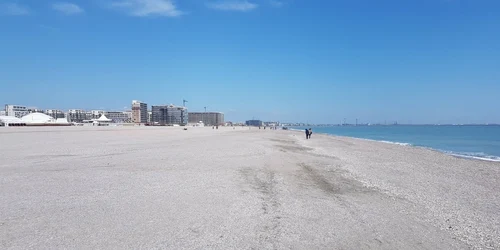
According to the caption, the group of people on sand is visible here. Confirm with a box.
[305,128,312,139]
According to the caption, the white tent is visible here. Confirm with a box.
[0,116,26,126]
[55,118,69,124]
[21,113,55,124]
[96,114,112,122]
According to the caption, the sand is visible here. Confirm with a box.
[0,126,499,249]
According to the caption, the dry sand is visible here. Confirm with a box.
[0,126,499,249]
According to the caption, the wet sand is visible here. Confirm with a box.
[0,126,499,249]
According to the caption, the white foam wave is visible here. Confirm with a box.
[378,140,412,146]
[446,152,500,162]
[357,138,412,146]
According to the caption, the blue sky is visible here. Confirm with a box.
[1,0,499,124]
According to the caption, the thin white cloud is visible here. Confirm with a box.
[270,0,283,8]
[38,24,60,31]
[207,1,258,12]
[0,3,30,16]
[111,0,183,17]
[52,2,84,15]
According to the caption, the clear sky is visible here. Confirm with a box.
[1,0,499,124]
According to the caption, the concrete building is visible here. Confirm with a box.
[5,105,29,118]
[188,112,225,126]
[45,109,65,119]
[27,107,43,113]
[151,105,188,125]
[105,111,132,123]
[246,120,263,127]
[5,105,46,118]
[67,109,92,123]
[264,121,280,127]
[132,100,148,124]
[0,110,5,116]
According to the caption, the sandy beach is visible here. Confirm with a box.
[0,126,499,249]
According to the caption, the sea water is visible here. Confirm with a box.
[292,125,500,162]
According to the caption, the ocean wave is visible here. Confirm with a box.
[357,138,412,146]
[378,140,412,146]
[446,151,500,162]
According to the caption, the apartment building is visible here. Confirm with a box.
[5,105,29,118]
[151,105,188,125]
[132,100,148,124]
[188,112,224,126]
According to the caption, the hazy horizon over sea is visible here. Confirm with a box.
[292,125,500,162]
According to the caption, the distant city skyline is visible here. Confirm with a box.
[1,100,499,125]
[1,0,499,124]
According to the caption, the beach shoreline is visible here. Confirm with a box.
[288,127,500,163]
[1,126,498,249]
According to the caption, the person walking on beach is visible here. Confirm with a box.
[305,128,309,139]
[308,128,312,139]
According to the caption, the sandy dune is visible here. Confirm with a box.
[0,126,498,249]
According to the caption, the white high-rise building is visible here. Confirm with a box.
[5,105,29,118]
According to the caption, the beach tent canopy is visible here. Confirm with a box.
[21,113,55,123]
[96,114,112,122]
[0,116,25,125]
[55,118,69,124]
